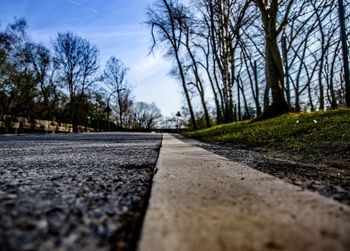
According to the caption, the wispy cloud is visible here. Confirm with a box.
[30,23,147,42]
[64,0,80,6]
[132,51,169,78]
[84,27,147,39]
[64,0,99,15]
[87,7,99,15]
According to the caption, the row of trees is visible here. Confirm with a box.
[148,0,350,129]
[0,18,162,131]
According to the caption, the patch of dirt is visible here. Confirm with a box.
[178,136,350,206]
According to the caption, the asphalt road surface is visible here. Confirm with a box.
[0,132,162,251]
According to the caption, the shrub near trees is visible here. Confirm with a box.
[0,18,163,131]
[147,0,350,128]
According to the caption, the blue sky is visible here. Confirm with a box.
[0,0,182,117]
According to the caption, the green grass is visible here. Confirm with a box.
[183,108,350,157]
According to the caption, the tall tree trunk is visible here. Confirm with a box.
[254,0,292,118]
[238,76,251,119]
[328,42,340,109]
[212,50,225,122]
[318,47,326,110]
[308,82,315,111]
[174,53,197,130]
[253,61,261,116]
[264,36,290,116]
[197,42,222,124]
[236,75,241,121]
[281,33,291,105]
[216,0,234,122]
[184,34,211,128]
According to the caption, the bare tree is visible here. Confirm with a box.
[194,33,224,123]
[53,32,99,131]
[102,56,132,128]
[174,4,211,127]
[202,0,235,122]
[253,0,293,117]
[25,42,59,120]
[200,0,250,122]
[0,18,35,117]
[132,102,163,129]
[147,0,197,129]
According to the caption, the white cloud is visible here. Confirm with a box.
[132,51,168,78]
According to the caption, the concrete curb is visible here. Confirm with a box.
[137,134,350,251]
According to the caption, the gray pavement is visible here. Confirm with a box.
[138,134,350,251]
[0,132,162,251]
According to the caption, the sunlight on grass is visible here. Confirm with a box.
[184,109,350,156]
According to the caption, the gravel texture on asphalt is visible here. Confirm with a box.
[0,133,162,251]
[177,135,350,206]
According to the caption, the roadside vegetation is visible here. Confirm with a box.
[184,109,350,166]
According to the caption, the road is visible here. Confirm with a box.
[0,132,162,251]
[1,133,349,251]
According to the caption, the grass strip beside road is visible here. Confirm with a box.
[184,108,350,166]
